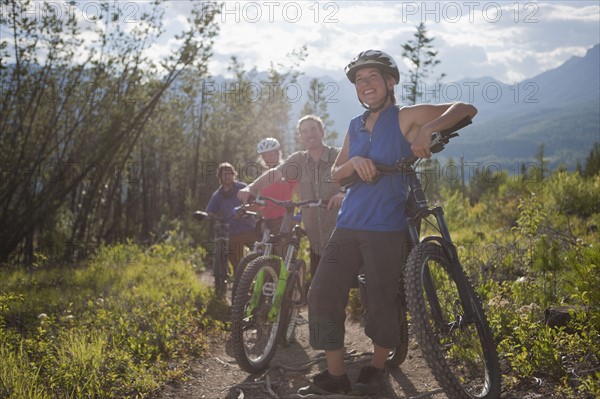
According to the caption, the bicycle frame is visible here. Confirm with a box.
[193,209,257,296]
[401,151,487,335]
[212,218,229,262]
[253,224,274,255]
[245,204,305,322]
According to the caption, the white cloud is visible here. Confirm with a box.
[155,1,600,83]
[543,3,600,22]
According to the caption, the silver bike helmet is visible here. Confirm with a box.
[257,137,281,154]
[345,50,400,84]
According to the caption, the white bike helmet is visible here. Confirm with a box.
[257,137,281,154]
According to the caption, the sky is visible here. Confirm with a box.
[3,1,597,84]
[159,0,600,84]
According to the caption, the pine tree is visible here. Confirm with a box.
[401,22,446,105]
[582,142,600,177]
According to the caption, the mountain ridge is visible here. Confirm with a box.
[289,43,599,170]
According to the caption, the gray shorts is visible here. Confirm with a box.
[307,227,411,350]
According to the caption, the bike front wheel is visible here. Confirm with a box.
[214,241,228,297]
[230,256,283,374]
[231,251,261,304]
[405,242,501,399]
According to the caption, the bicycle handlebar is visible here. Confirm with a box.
[339,116,472,188]
[252,195,328,209]
[192,204,258,222]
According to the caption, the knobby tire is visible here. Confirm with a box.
[405,242,501,399]
[214,241,228,298]
[231,252,261,304]
[230,256,283,374]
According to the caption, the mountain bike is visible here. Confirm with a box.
[229,196,325,374]
[341,116,501,399]
[230,212,282,304]
[193,209,256,298]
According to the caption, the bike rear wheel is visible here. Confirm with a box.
[405,242,501,399]
[230,256,283,373]
[280,259,306,347]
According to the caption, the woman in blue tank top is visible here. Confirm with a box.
[299,50,478,397]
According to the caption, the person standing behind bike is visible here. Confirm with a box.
[253,137,297,235]
[237,116,344,278]
[299,50,478,396]
[206,162,257,274]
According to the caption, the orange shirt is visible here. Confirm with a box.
[259,179,296,219]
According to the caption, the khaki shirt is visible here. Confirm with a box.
[276,145,340,256]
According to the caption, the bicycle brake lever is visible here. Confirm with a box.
[193,210,208,221]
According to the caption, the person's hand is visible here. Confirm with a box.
[350,156,377,182]
[327,192,345,209]
[411,127,432,158]
[237,187,254,203]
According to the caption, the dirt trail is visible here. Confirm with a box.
[153,310,448,399]
[151,271,450,399]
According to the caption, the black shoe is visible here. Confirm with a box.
[354,365,385,396]
[297,369,351,396]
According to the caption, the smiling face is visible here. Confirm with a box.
[298,118,325,151]
[354,67,394,109]
[260,149,280,168]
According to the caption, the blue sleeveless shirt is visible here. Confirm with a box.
[337,104,413,232]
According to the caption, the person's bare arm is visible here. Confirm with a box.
[237,168,284,203]
[400,102,477,158]
[331,133,378,184]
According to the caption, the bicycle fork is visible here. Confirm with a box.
[245,242,298,321]
[411,206,482,332]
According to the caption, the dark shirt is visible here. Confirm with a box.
[206,181,256,235]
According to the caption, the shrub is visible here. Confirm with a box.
[547,172,600,217]
[0,242,219,398]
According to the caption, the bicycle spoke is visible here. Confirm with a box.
[406,242,501,399]
[230,257,284,373]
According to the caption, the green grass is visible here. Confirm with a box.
[1,170,599,398]
[346,170,600,397]
[0,241,222,399]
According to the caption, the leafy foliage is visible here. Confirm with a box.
[0,0,219,263]
[578,142,600,178]
[345,165,600,397]
[0,240,222,398]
